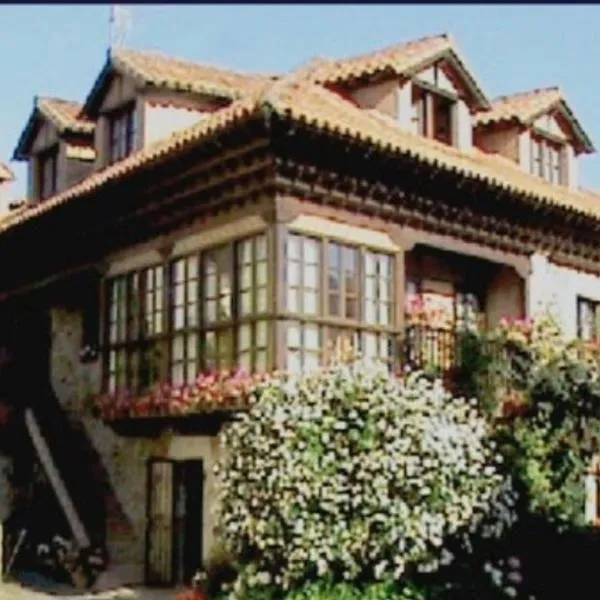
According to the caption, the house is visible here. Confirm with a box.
[2,32,600,589]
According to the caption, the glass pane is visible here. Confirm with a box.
[288,262,300,286]
[241,265,253,289]
[238,352,251,371]
[378,303,390,326]
[187,362,197,384]
[287,322,301,348]
[305,325,319,350]
[256,235,267,260]
[238,325,251,351]
[304,291,318,315]
[255,350,267,372]
[174,283,185,306]
[240,291,252,316]
[363,332,377,358]
[346,297,358,320]
[256,289,268,313]
[240,240,253,263]
[305,353,320,374]
[187,255,199,279]
[154,311,163,334]
[256,321,268,347]
[364,300,376,324]
[204,300,216,323]
[304,265,319,288]
[174,307,185,330]
[256,262,268,286]
[187,334,198,359]
[204,332,217,368]
[304,238,319,264]
[174,260,185,283]
[287,351,302,375]
[287,289,298,313]
[187,304,198,328]
[172,363,184,387]
[364,253,376,276]
[187,279,198,301]
[205,274,217,298]
[328,293,340,316]
[287,235,300,260]
[172,336,184,361]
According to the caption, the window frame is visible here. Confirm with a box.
[103,232,270,395]
[37,145,59,200]
[530,132,564,185]
[411,83,456,146]
[107,102,137,164]
[283,231,398,372]
[577,296,600,343]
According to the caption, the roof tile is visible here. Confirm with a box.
[37,97,95,135]
[112,48,275,100]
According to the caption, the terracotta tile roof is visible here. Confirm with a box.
[309,33,490,110]
[475,87,594,153]
[0,163,14,182]
[269,80,600,218]
[13,97,94,161]
[3,66,600,238]
[84,48,277,117]
[0,92,263,232]
[36,97,94,135]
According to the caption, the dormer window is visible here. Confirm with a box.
[38,146,58,200]
[108,103,136,164]
[530,133,563,185]
[412,85,455,146]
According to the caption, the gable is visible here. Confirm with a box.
[410,54,485,112]
[533,112,568,140]
[96,72,137,115]
[30,119,59,154]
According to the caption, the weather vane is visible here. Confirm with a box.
[109,5,132,49]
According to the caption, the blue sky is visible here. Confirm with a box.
[2,4,600,197]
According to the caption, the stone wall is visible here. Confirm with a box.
[49,307,222,585]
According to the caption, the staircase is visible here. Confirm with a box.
[21,393,109,584]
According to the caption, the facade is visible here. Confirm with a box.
[1,33,600,588]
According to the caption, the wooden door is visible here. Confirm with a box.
[145,459,176,586]
[145,458,205,587]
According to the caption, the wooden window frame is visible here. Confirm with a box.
[411,83,456,146]
[103,233,270,395]
[283,232,397,372]
[107,103,137,164]
[530,132,564,184]
[577,296,600,343]
[38,145,58,200]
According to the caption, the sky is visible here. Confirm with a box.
[2,4,600,197]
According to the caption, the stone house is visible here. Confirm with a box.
[1,32,600,589]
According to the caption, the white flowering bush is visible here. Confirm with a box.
[215,360,504,594]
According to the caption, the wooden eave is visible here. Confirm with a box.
[268,113,600,275]
[0,114,273,298]
[12,105,44,161]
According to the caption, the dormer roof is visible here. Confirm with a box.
[475,87,595,154]
[12,97,94,161]
[309,33,491,111]
[82,47,276,118]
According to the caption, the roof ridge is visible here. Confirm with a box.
[335,32,450,65]
[112,46,273,79]
[492,86,561,104]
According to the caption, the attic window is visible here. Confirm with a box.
[38,146,58,200]
[530,133,564,185]
[108,103,136,164]
[411,85,455,146]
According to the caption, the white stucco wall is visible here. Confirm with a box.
[527,253,600,338]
